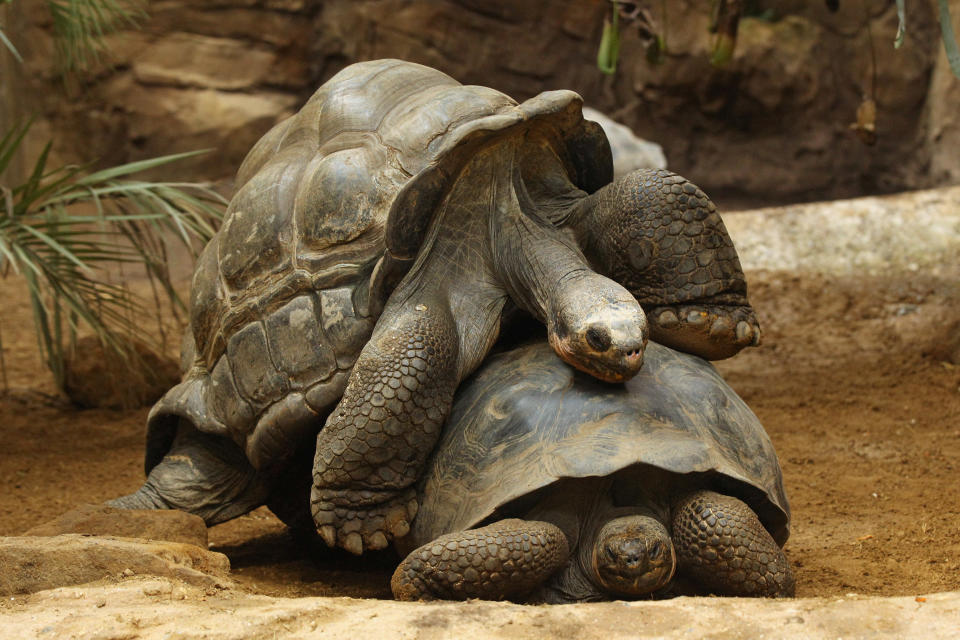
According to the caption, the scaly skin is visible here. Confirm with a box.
[109,425,270,526]
[672,490,795,597]
[392,519,570,601]
[392,481,679,603]
[591,515,676,597]
[391,491,793,602]
[566,169,761,360]
[391,514,679,603]
[311,302,457,552]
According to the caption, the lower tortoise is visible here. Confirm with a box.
[392,340,793,602]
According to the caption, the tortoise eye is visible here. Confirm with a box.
[648,540,662,559]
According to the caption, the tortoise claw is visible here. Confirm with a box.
[648,304,761,360]
[367,531,389,550]
[344,532,364,555]
[310,486,416,553]
[319,525,336,548]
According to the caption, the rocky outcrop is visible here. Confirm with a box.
[6,0,313,180]
[723,186,960,275]
[0,535,230,595]
[926,0,960,185]
[23,505,208,548]
[313,0,947,205]
[4,0,955,206]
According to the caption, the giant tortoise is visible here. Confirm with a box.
[113,60,760,555]
[392,341,792,602]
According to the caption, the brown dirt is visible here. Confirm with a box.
[1,266,958,600]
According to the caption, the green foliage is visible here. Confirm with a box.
[48,0,145,72]
[0,1,226,395]
[892,0,960,78]
[597,1,621,75]
[937,0,960,78]
[0,23,21,62]
[709,0,743,67]
[895,0,906,49]
[593,1,960,79]
[1,0,145,72]
[0,121,225,390]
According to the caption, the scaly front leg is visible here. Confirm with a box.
[311,298,458,555]
[565,169,762,361]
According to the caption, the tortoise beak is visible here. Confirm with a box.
[549,297,648,383]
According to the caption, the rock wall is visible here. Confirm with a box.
[926,0,960,185]
[4,0,957,206]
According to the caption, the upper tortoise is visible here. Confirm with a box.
[112,60,760,554]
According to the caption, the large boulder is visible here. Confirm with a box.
[24,504,208,548]
[0,535,230,595]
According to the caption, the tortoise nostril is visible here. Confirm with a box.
[585,326,612,352]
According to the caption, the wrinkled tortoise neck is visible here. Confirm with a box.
[487,152,647,383]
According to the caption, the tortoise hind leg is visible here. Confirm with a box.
[391,519,569,601]
[671,490,795,597]
[110,421,270,526]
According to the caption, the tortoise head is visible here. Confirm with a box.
[568,169,761,360]
[546,275,648,383]
[590,514,676,597]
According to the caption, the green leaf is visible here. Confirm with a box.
[895,0,906,49]
[1,121,224,393]
[646,34,666,65]
[77,149,211,184]
[0,121,32,177]
[0,25,23,63]
[47,0,147,73]
[597,2,621,75]
[711,33,736,66]
[938,0,960,79]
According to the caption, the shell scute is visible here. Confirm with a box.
[263,294,337,388]
[309,60,457,147]
[293,138,392,259]
[320,287,373,370]
[150,59,614,477]
[209,354,255,438]
[380,84,515,174]
[225,320,288,411]
[412,342,790,548]
[189,237,226,364]
[235,118,293,189]
[218,151,303,293]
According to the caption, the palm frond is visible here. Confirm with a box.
[938,0,960,79]
[0,25,23,63]
[47,0,146,72]
[1,120,225,392]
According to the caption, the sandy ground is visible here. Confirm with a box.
[1,577,958,640]
[0,189,959,634]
